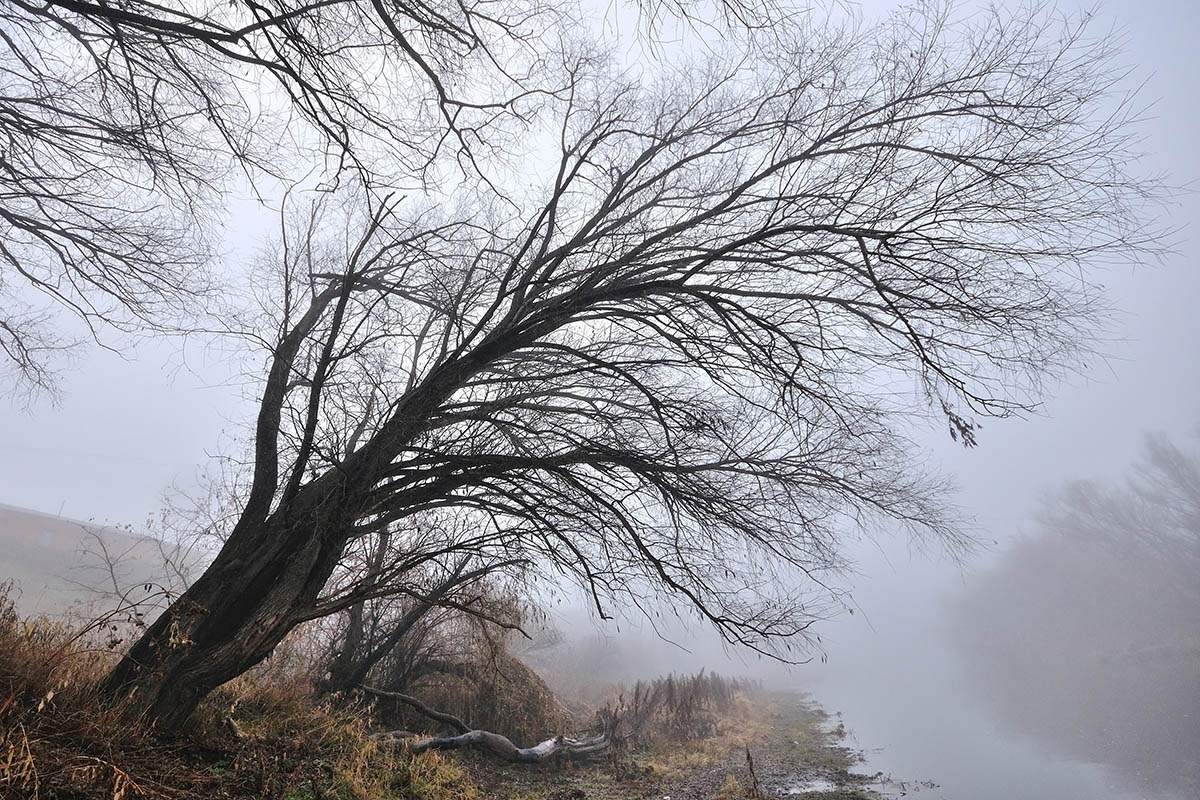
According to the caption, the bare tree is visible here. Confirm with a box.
[0,0,560,394]
[102,4,1159,730]
[1039,429,1200,607]
[316,527,527,696]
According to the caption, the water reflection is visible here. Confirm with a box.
[808,645,1154,800]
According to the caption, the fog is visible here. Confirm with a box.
[947,437,1200,799]
[519,468,1198,799]
[2,0,1198,798]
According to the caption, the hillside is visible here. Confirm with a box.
[0,502,179,617]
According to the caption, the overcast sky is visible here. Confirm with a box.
[1,0,1196,563]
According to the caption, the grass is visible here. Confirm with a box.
[452,686,775,800]
[641,693,773,780]
[0,589,879,800]
[0,592,477,800]
[0,591,773,800]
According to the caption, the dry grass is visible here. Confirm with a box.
[452,675,774,800]
[393,649,572,745]
[640,692,772,780]
[0,591,478,800]
[0,587,775,800]
[594,671,762,754]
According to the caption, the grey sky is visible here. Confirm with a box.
[1,0,1196,560]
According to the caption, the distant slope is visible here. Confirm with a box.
[0,502,183,616]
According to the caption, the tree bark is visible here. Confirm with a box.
[101,472,356,730]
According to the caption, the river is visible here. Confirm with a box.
[800,551,1186,800]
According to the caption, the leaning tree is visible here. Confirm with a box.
[101,3,1159,730]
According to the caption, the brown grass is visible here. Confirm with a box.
[597,671,761,749]
[0,586,773,800]
[0,591,477,800]
[451,680,774,800]
[638,691,772,780]
[391,649,572,745]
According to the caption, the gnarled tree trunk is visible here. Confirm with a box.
[101,356,479,730]
[101,474,358,730]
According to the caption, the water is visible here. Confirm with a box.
[797,554,1179,800]
[807,650,1150,800]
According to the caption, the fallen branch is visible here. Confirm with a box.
[356,685,469,734]
[382,729,614,762]
[360,684,616,762]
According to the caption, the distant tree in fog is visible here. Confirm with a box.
[90,2,1164,731]
[1040,430,1200,606]
[950,429,1200,798]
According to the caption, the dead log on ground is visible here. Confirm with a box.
[395,730,613,762]
[360,683,619,762]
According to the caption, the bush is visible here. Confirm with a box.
[598,671,758,746]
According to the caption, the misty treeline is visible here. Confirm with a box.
[1,0,1163,732]
[950,429,1200,797]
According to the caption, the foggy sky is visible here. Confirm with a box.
[1,0,1197,691]
[2,0,1195,551]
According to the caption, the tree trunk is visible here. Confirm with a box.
[101,359,495,730]
[325,564,476,694]
[101,475,355,731]
[323,586,370,693]
[324,597,436,693]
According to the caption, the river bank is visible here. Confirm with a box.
[457,691,885,800]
